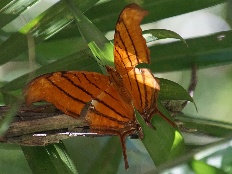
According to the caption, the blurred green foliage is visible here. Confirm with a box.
[0,0,232,174]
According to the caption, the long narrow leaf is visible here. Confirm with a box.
[65,0,114,73]
[0,49,99,91]
[21,143,78,174]
[84,0,227,32]
[0,100,21,136]
[0,1,99,66]
[147,30,232,72]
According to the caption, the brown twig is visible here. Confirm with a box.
[0,105,91,146]
[182,64,198,108]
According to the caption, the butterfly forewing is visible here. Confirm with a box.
[24,71,110,117]
[114,4,150,75]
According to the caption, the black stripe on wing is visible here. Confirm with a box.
[46,73,86,104]
[89,106,129,125]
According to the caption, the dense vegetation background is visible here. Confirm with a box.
[0,0,232,173]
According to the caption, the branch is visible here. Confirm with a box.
[0,105,91,146]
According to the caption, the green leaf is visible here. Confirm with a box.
[158,78,198,113]
[0,144,31,174]
[0,33,27,66]
[84,0,227,33]
[65,0,114,73]
[146,137,232,173]
[0,49,100,91]
[177,115,232,137]
[63,136,126,173]
[88,41,114,73]
[190,159,227,174]
[0,0,37,28]
[158,78,193,102]
[0,1,99,66]
[0,98,22,136]
[143,29,187,46]
[86,137,121,174]
[21,143,78,174]
[137,101,185,166]
[147,30,232,72]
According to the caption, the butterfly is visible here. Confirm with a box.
[24,3,175,169]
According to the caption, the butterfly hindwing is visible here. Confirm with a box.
[86,84,137,169]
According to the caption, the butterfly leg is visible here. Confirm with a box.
[118,134,129,170]
[118,124,143,170]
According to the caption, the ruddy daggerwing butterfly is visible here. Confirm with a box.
[24,3,175,169]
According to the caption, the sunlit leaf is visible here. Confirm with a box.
[137,101,185,166]
[190,159,227,174]
[66,0,114,73]
[143,29,187,46]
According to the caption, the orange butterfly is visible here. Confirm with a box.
[24,3,175,169]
